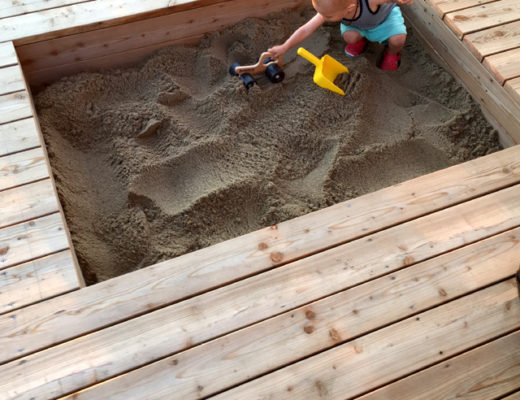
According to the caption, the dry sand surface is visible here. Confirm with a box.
[35,7,501,284]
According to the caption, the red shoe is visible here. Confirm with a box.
[345,38,368,56]
[378,50,401,71]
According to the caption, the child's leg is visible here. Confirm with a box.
[387,34,407,55]
[342,29,363,44]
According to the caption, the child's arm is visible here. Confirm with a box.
[268,13,325,58]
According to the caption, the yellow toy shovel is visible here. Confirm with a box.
[297,47,349,95]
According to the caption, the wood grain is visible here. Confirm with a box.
[210,280,519,399]
[62,228,520,400]
[0,64,25,95]
[0,91,32,124]
[0,147,48,191]
[0,0,94,19]
[0,179,59,229]
[0,41,17,67]
[1,146,520,364]
[431,0,498,17]
[0,118,41,157]
[464,20,520,61]
[0,250,79,314]
[484,47,520,84]
[0,213,69,270]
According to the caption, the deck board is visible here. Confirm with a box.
[484,47,520,84]
[505,77,520,108]
[0,0,94,19]
[0,41,17,67]
[2,183,520,397]
[0,213,69,270]
[62,228,520,400]
[210,279,519,399]
[0,64,25,94]
[0,118,41,157]
[431,0,499,16]
[0,250,79,314]
[0,147,49,191]
[357,330,520,400]
[444,0,520,38]
[0,179,58,229]
[464,20,520,61]
[0,146,519,365]
[0,91,33,124]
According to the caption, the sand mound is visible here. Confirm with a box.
[35,7,501,284]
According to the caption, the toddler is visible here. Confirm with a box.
[268,0,414,71]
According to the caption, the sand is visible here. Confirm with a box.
[35,7,501,284]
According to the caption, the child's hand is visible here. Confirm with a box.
[268,44,288,59]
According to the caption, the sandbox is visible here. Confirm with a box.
[33,7,501,284]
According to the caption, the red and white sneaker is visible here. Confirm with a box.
[378,50,401,71]
[344,38,368,57]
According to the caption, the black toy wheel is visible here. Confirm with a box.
[229,62,241,76]
[265,63,285,83]
[240,73,255,89]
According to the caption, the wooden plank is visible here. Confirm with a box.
[17,0,306,74]
[431,0,498,16]
[0,0,269,44]
[0,91,32,124]
[505,76,520,109]
[0,250,78,314]
[357,330,520,400]
[61,228,520,400]
[484,47,520,84]
[0,213,68,270]
[2,184,520,398]
[0,41,17,67]
[210,280,519,399]
[0,64,25,94]
[0,147,48,191]
[502,392,520,400]
[403,0,520,144]
[1,146,520,364]
[0,118,41,157]
[0,0,94,19]
[445,0,520,38]
[464,20,520,61]
[0,179,58,229]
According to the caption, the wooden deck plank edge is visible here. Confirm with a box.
[55,229,520,400]
[1,146,519,364]
[0,0,95,20]
[356,329,520,400]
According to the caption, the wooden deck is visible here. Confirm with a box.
[1,1,519,399]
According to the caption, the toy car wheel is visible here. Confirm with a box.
[240,73,255,89]
[265,64,285,83]
[229,62,241,76]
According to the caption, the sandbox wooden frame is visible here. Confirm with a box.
[1,1,520,399]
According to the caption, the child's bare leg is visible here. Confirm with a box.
[387,34,407,54]
[342,29,363,44]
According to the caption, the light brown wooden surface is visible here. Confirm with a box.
[502,392,520,400]
[464,20,520,61]
[505,77,520,108]
[0,179,58,228]
[357,330,520,400]
[484,47,520,84]
[0,213,69,270]
[431,0,498,16]
[0,147,48,191]
[0,91,32,124]
[3,182,520,397]
[210,279,519,399]
[1,146,519,365]
[445,0,520,38]
[0,118,41,157]
[61,228,520,400]
[0,250,79,314]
